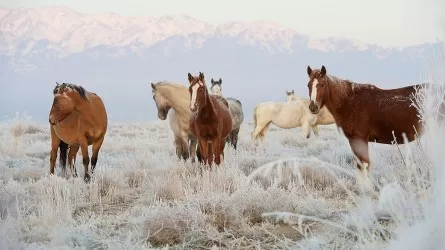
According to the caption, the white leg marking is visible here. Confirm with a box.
[310,79,319,102]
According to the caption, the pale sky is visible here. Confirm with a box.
[0,0,444,47]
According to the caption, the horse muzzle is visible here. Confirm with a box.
[309,101,320,114]
[49,117,56,125]
[158,113,167,120]
[190,105,197,112]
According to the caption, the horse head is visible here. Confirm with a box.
[188,72,207,112]
[210,78,223,96]
[286,89,297,102]
[151,82,172,120]
[49,83,82,125]
[307,65,327,114]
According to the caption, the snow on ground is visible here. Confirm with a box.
[0,114,434,249]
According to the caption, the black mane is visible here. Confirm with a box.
[53,82,88,100]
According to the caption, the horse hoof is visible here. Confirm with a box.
[84,174,91,183]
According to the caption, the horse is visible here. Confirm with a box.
[251,95,335,144]
[286,89,298,102]
[306,65,426,192]
[49,82,108,182]
[188,72,233,166]
[209,78,244,150]
[151,81,199,162]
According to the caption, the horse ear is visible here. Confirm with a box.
[219,78,222,85]
[320,65,327,76]
[307,66,312,76]
[187,73,193,83]
[211,78,214,84]
[199,72,205,81]
[151,83,156,89]
[292,89,294,93]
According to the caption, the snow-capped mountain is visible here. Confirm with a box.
[0,7,415,58]
[0,7,441,121]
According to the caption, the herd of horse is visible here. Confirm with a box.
[48,65,429,193]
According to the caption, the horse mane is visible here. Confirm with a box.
[53,82,88,100]
[153,81,190,107]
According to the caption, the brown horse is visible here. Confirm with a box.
[306,65,425,191]
[49,82,108,181]
[188,72,233,166]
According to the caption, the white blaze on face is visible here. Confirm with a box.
[190,82,202,110]
[310,79,319,103]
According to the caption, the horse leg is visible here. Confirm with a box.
[349,137,374,196]
[207,141,214,167]
[219,137,227,165]
[91,136,105,175]
[198,139,208,166]
[251,122,267,145]
[303,122,311,139]
[50,139,60,176]
[196,142,202,163]
[79,139,91,182]
[174,136,183,160]
[50,126,61,176]
[311,125,319,136]
[180,135,190,161]
[189,137,198,163]
[259,122,271,143]
[213,138,223,166]
[68,146,79,178]
[230,128,240,150]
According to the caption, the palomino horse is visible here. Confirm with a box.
[151,81,199,162]
[209,78,244,150]
[286,89,298,102]
[306,65,425,192]
[188,72,233,166]
[49,82,108,182]
[251,95,335,143]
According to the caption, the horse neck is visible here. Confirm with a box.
[198,88,216,118]
[324,76,351,112]
[162,86,189,115]
[72,93,100,124]
[211,87,223,96]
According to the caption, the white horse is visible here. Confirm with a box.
[209,78,244,150]
[251,94,335,143]
[151,81,198,162]
[286,89,298,102]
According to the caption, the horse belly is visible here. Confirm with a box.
[370,120,418,144]
[228,101,243,129]
[53,126,80,146]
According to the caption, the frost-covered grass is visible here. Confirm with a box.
[0,111,434,249]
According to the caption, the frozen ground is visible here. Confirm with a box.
[0,113,436,249]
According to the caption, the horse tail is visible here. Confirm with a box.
[59,141,68,168]
[253,105,259,130]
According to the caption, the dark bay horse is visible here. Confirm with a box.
[188,72,233,166]
[306,65,426,191]
[49,82,108,182]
